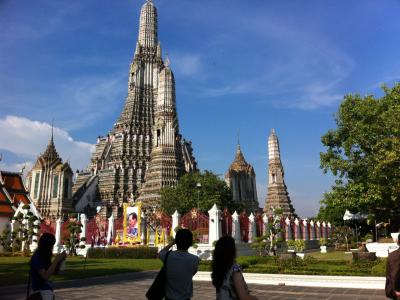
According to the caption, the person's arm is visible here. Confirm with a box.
[158,240,175,262]
[38,252,66,281]
[232,271,258,300]
[386,253,400,300]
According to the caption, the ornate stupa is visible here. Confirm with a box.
[26,131,73,217]
[264,129,295,216]
[72,0,196,217]
[225,143,259,213]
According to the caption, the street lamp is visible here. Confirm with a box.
[196,182,201,239]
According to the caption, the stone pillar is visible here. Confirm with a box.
[248,213,256,243]
[80,214,87,243]
[327,222,332,239]
[140,211,146,245]
[310,220,315,240]
[316,221,321,239]
[231,211,241,243]
[107,214,114,245]
[294,218,301,240]
[55,218,63,253]
[262,213,269,236]
[172,210,180,238]
[208,204,221,246]
[285,217,292,241]
[322,221,327,238]
[302,219,309,240]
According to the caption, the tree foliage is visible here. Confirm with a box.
[319,84,400,223]
[11,205,41,254]
[251,208,284,256]
[160,170,241,215]
[62,214,85,256]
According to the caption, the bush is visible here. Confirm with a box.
[371,259,386,276]
[294,240,305,252]
[87,246,158,259]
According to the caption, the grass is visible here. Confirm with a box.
[308,251,353,261]
[199,251,387,277]
[0,256,162,286]
[0,251,386,287]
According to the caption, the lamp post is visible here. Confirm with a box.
[196,182,201,239]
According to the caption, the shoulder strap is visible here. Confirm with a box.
[26,258,32,299]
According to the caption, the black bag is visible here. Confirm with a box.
[146,251,171,300]
[27,292,43,300]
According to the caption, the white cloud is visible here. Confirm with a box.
[0,115,94,171]
[171,53,202,76]
[0,161,34,178]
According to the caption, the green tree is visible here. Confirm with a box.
[11,205,40,254]
[160,170,241,215]
[319,84,400,223]
[62,214,86,256]
[251,208,284,256]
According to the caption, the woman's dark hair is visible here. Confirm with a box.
[175,228,193,250]
[36,233,56,268]
[212,236,236,289]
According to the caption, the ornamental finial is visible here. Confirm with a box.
[165,54,170,68]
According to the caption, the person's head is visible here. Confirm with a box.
[128,212,137,227]
[211,236,236,289]
[175,228,193,251]
[36,233,56,267]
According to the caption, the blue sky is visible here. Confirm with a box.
[1,0,399,217]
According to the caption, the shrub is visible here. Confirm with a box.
[87,246,158,259]
[319,238,327,246]
[294,240,305,252]
[371,259,386,276]
[286,240,295,250]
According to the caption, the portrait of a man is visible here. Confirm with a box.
[128,212,138,237]
[124,205,141,241]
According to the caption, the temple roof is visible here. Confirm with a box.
[227,143,254,174]
[41,135,60,163]
[32,132,68,170]
[0,171,32,217]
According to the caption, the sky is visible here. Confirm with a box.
[1,0,399,217]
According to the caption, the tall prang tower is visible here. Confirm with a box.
[72,0,196,217]
[264,129,295,216]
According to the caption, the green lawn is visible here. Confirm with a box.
[0,256,162,286]
[308,251,353,261]
[198,252,386,277]
[0,251,386,287]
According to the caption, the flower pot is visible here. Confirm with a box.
[320,245,327,253]
[296,252,305,259]
[391,233,400,243]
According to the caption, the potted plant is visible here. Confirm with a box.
[294,239,305,259]
[286,240,295,252]
[319,238,327,253]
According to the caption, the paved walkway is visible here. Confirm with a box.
[2,271,388,300]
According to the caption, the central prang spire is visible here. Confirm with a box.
[138,0,158,48]
[72,0,197,217]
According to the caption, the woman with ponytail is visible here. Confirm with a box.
[212,236,257,300]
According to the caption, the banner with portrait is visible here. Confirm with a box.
[123,203,141,243]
